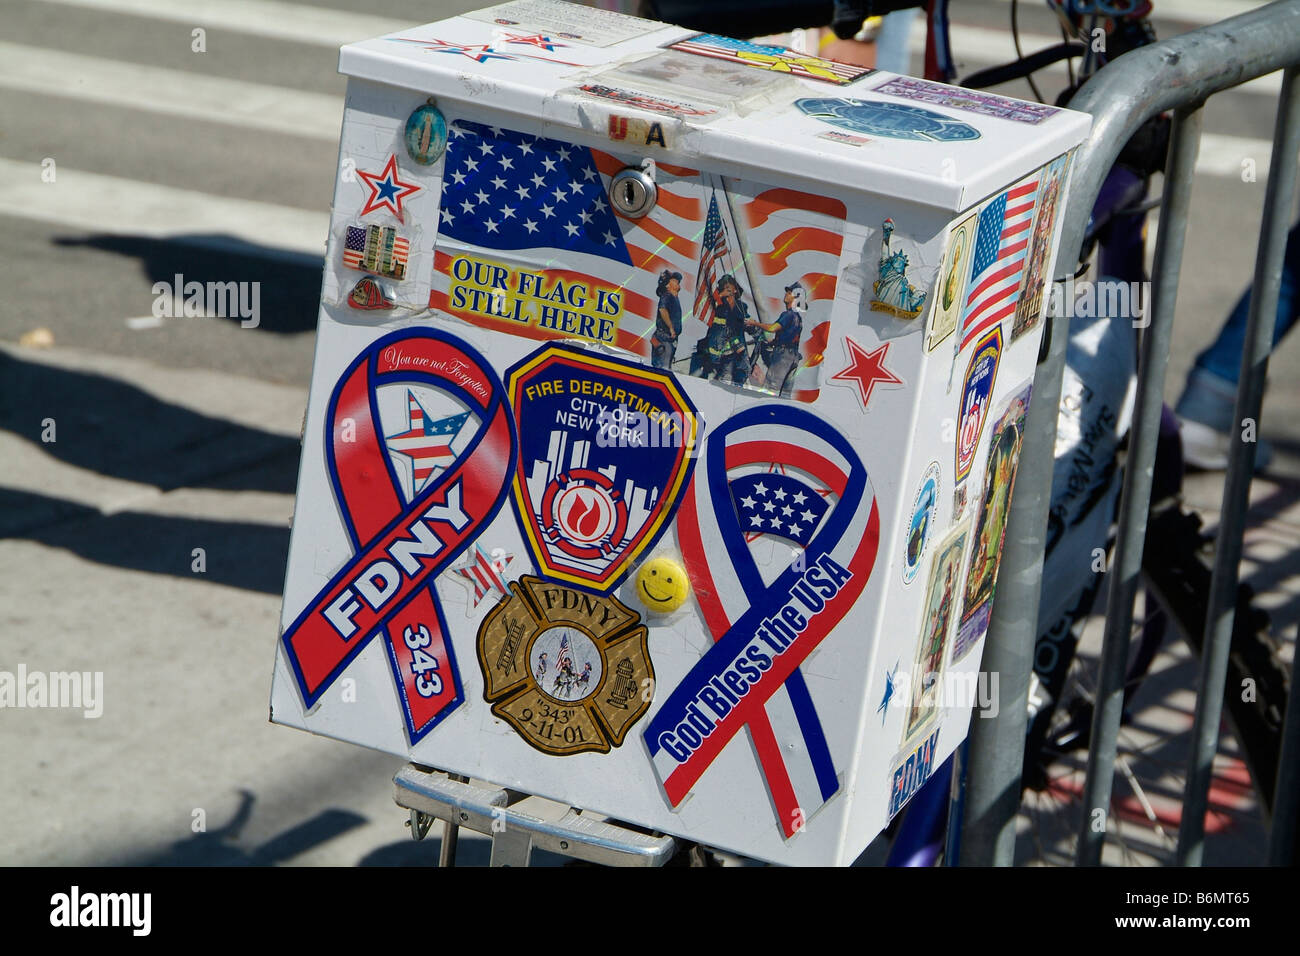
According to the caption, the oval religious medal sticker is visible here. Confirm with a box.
[505,344,701,593]
[477,575,654,755]
[903,462,940,585]
[405,103,448,165]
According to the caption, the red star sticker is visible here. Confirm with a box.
[830,337,902,411]
[355,154,422,223]
[500,31,568,50]
[392,37,516,62]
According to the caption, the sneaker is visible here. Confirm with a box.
[1175,367,1272,471]
[1176,416,1273,471]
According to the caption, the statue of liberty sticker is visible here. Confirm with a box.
[871,218,929,320]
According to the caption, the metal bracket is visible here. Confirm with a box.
[393,764,679,867]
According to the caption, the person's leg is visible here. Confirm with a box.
[651,340,668,369]
[1186,220,1300,388]
[874,8,919,75]
[765,350,797,393]
[1175,220,1300,466]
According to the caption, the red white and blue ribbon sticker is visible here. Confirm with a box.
[280,328,517,743]
[651,405,880,837]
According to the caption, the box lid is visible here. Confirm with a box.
[337,0,1091,213]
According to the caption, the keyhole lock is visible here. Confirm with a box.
[608,165,657,218]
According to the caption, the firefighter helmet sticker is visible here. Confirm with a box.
[505,344,700,593]
[477,575,654,755]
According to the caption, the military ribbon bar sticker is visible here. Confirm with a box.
[505,344,700,593]
[280,328,517,743]
[651,406,880,837]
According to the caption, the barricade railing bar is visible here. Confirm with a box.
[960,0,1300,867]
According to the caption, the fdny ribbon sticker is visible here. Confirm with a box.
[955,326,1001,486]
[505,344,700,593]
[652,405,880,838]
[280,327,517,743]
[477,575,654,756]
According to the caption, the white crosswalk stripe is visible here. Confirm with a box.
[1198,132,1278,177]
[32,0,409,48]
[0,0,1283,268]
[0,42,343,141]
[0,158,329,261]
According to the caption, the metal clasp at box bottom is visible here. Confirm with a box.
[393,764,679,867]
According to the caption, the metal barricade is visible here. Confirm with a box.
[960,0,1300,867]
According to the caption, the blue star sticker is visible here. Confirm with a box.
[877,662,899,724]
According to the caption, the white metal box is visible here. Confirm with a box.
[271,0,1090,865]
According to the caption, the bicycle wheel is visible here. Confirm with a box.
[1140,501,1291,839]
[1018,500,1289,865]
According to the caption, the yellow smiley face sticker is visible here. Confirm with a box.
[635,557,689,613]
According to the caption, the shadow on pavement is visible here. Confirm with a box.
[0,487,289,595]
[53,234,323,335]
[0,350,301,495]
[117,790,369,866]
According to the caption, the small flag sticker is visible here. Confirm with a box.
[342,224,410,280]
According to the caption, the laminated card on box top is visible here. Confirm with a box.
[271,0,1090,865]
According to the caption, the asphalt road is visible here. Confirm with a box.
[0,0,1295,868]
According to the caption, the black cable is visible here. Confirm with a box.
[1061,18,1075,87]
[1012,0,1044,103]
[960,42,1084,90]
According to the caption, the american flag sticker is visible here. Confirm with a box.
[428,119,848,403]
[724,182,847,402]
[380,386,474,503]
[454,544,514,609]
[342,224,410,280]
[1011,154,1071,341]
[429,120,709,357]
[669,34,873,85]
[957,173,1040,351]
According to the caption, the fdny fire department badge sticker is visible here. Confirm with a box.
[955,326,1002,486]
[477,575,654,756]
[505,344,701,593]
